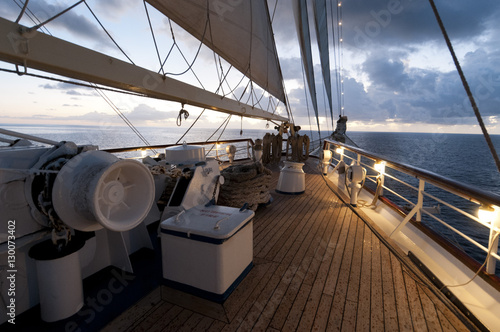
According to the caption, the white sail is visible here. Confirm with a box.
[293,0,320,132]
[313,0,334,128]
[146,0,286,105]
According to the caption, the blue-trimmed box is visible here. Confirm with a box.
[160,205,254,302]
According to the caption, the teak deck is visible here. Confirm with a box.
[104,160,477,331]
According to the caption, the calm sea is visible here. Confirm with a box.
[2,124,499,274]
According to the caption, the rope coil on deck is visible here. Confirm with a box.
[218,162,272,211]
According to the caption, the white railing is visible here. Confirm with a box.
[102,138,255,162]
[324,139,500,276]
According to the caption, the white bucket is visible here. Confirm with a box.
[29,239,85,322]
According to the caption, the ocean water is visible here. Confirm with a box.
[2,124,499,274]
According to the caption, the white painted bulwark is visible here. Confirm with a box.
[160,205,254,301]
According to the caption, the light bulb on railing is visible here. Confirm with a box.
[478,205,497,224]
[335,147,344,155]
[141,149,148,158]
[374,161,386,174]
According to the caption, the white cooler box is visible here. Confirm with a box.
[160,205,254,302]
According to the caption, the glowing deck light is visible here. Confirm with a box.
[478,205,497,224]
[141,149,148,158]
[335,147,344,155]
[374,161,386,174]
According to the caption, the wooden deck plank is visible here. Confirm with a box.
[252,171,321,243]
[341,215,366,331]
[326,210,358,331]
[295,205,349,331]
[223,258,274,322]
[233,262,283,331]
[322,208,354,296]
[281,283,312,331]
[268,188,338,330]
[269,178,332,265]
[380,244,399,331]
[355,224,373,332]
[130,304,182,332]
[390,251,413,331]
[163,309,195,331]
[301,198,342,286]
[253,193,291,243]
[370,229,385,331]
[251,182,332,330]
[226,262,279,331]
[190,315,216,332]
[420,286,472,332]
[402,266,429,332]
[256,175,325,260]
[436,309,459,332]
[417,283,443,332]
[252,194,286,236]
[253,188,313,258]
[206,319,227,332]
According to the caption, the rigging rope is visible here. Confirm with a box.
[428,0,500,174]
[176,108,206,144]
[27,0,85,32]
[84,1,135,65]
[161,5,209,79]
[93,86,156,153]
[300,57,321,141]
[14,0,29,23]
[205,115,232,157]
[143,0,165,75]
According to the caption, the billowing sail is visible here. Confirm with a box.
[313,0,334,129]
[293,0,320,132]
[146,0,286,104]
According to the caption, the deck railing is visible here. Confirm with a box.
[102,138,255,162]
[323,139,500,276]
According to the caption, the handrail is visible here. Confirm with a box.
[102,138,255,154]
[324,139,500,208]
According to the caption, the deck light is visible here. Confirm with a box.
[141,149,148,158]
[374,161,386,174]
[478,205,497,224]
[335,147,344,155]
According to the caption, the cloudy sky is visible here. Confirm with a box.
[1,0,499,134]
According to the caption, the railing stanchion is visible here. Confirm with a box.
[486,215,500,274]
[416,180,425,222]
[390,179,425,237]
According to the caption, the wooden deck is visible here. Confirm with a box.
[104,160,478,331]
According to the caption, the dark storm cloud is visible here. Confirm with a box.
[362,55,411,92]
[342,0,499,50]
